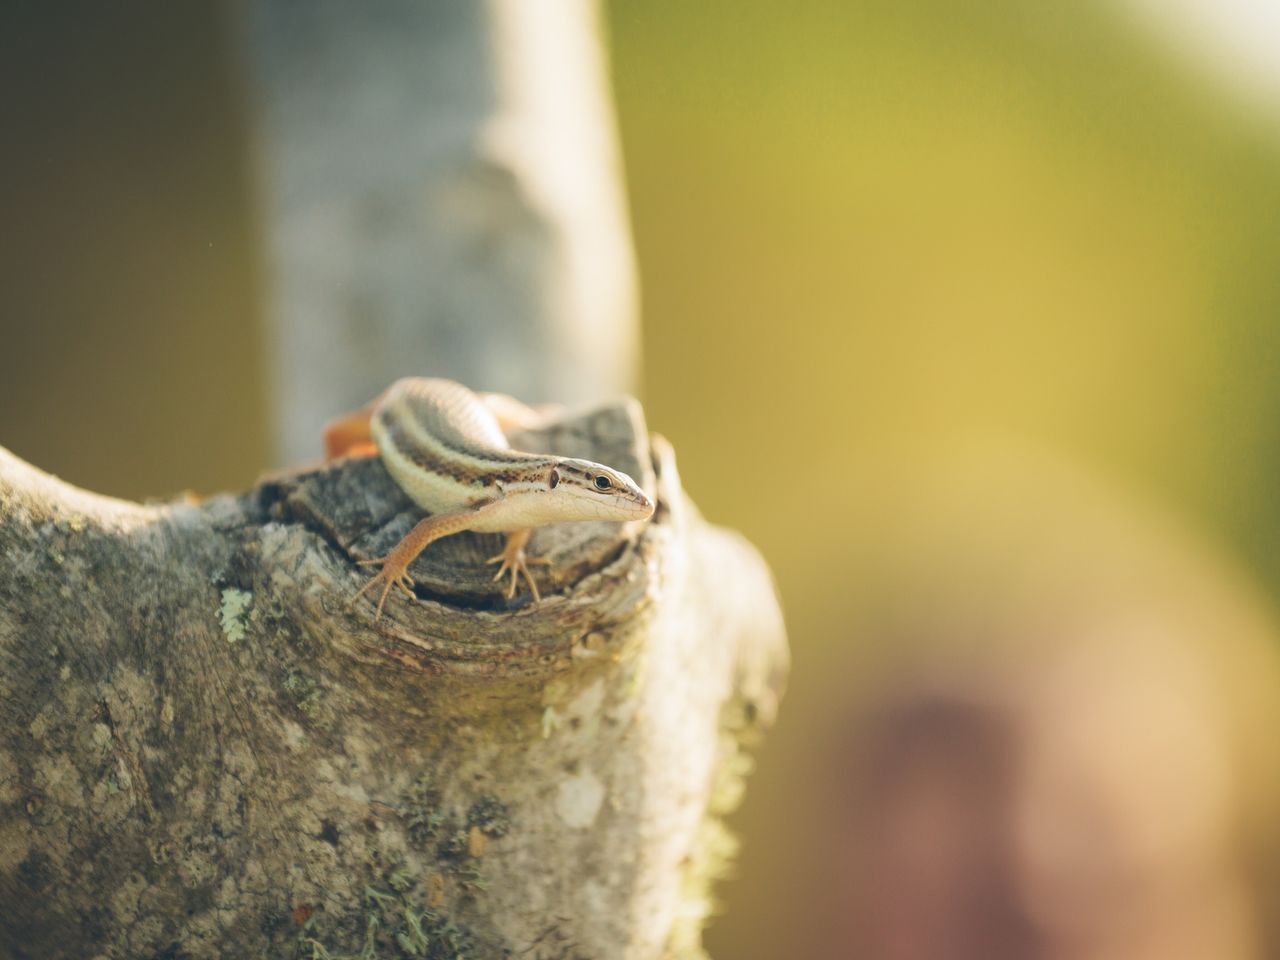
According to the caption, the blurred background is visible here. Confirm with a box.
[3,2,1280,957]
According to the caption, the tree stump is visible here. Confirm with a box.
[0,400,786,959]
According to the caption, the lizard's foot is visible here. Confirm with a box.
[350,557,416,621]
[486,532,550,602]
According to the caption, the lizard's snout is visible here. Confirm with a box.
[628,489,655,521]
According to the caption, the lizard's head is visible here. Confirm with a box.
[549,458,655,523]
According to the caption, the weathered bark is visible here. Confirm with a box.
[0,401,786,959]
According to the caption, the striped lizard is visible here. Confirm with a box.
[324,377,654,620]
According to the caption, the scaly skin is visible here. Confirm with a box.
[326,377,654,618]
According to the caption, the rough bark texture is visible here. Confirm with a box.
[0,401,786,960]
[241,0,640,463]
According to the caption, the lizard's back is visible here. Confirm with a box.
[370,378,540,515]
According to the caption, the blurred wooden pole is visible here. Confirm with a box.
[241,0,639,463]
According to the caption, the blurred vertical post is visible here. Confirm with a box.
[240,0,639,463]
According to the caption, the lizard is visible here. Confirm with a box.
[323,377,655,620]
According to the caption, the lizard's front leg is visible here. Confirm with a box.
[350,506,488,621]
[486,528,552,601]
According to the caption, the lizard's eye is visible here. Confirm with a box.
[594,475,612,491]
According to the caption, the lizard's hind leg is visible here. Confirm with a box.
[323,404,378,460]
[478,392,564,435]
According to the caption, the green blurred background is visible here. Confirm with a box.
[3,2,1280,956]
[606,5,1280,956]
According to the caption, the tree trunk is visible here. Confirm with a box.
[0,399,786,959]
[241,0,640,463]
